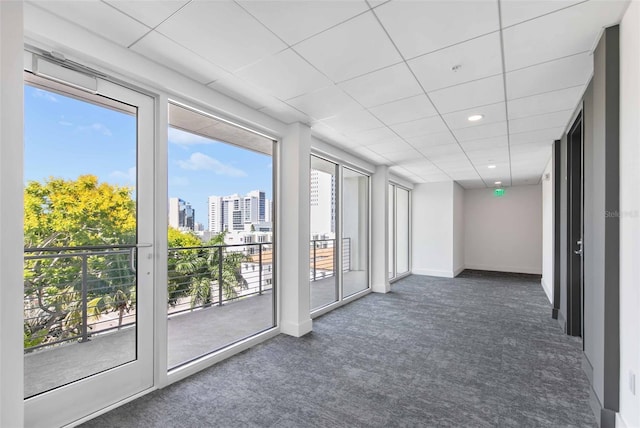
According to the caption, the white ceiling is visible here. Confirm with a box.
[29,0,630,188]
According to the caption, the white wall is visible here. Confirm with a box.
[453,182,465,276]
[411,181,455,277]
[618,2,640,426]
[464,184,543,275]
[541,159,554,303]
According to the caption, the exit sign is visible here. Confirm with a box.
[494,188,505,197]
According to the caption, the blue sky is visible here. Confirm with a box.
[24,85,272,226]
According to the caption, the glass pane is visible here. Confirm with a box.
[396,187,410,274]
[23,80,138,398]
[388,184,395,279]
[342,168,369,297]
[167,103,275,369]
[310,156,338,311]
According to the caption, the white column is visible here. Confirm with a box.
[0,1,25,426]
[278,123,312,337]
[371,165,390,293]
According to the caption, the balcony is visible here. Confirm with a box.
[23,238,367,398]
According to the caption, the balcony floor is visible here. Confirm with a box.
[25,271,369,398]
[82,271,597,427]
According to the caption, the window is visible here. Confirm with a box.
[167,102,276,369]
[389,184,411,280]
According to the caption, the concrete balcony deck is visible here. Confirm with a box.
[24,271,369,398]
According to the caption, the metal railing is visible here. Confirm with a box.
[167,242,273,316]
[309,238,351,282]
[24,242,274,352]
[24,245,138,352]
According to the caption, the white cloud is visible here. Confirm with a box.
[177,152,247,177]
[169,127,215,145]
[78,122,112,136]
[169,176,190,186]
[58,120,73,127]
[110,167,136,184]
[33,89,58,103]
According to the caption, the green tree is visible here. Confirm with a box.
[23,175,137,348]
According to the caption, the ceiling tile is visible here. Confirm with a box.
[509,128,563,145]
[508,86,583,119]
[405,132,457,150]
[207,75,276,110]
[294,11,402,82]
[339,63,422,108]
[236,49,332,100]
[502,0,629,71]
[105,0,188,28]
[409,32,503,92]
[258,100,309,125]
[456,180,487,189]
[31,0,150,46]
[500,0,583,28]
[348,126,400,145]
[390,116,449,139]
[383,149,424,163]
[460,135,509,152]
[320,109,384,134]
[506,52,592,100]
[508,110,573,134]
[428,74,505,114]
[420,144,464,158]
[368,95,438,126]
[467,149,510,164]
[238,0,368,45]
[442,102,506,130]
[374,0,499,59]
[131,31,226,84]
[453,121,508,142]
[368,139,413,154]
[286,85,360,120]
[511,140,554,155]
[156,1,287,71]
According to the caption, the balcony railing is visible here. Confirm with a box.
[309,238,351,282]
[24,242,273,353]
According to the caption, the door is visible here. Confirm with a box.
[566,112,583,338]
[23,64,154,427]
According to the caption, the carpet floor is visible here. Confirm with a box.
[81,271,596,427]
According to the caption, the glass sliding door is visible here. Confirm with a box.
[396,187,410,275]
[342,168,369,297]
[23,69,154,427]
[310,155,338,311]
[388,184,395,279]
[167,102,275,369]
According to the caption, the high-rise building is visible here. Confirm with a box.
[169,197,195,231]
[310,170,335,235]
[208,191,269,233]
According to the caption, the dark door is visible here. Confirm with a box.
[566,112,584,338]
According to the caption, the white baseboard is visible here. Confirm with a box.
[541,277,553,304]
[453,265,465,277]
[616,412,630,428]
[464,263,542,275]
[412,268,456,278]
[280,318,312,337]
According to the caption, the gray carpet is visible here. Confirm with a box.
[81,271,596,427]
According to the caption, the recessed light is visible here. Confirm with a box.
[487,165,496,169]
[494,181,502,185]
[468,114,483,122]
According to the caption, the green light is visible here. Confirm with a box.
[494,188,505,197]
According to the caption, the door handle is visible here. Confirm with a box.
[574,240,583,256]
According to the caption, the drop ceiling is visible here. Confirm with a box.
[28,0,630,187]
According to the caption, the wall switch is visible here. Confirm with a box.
[630,371,636,395]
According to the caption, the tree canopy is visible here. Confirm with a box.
[24,174,135,248]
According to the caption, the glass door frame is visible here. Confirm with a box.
[389,182,412,282]
[310,151,372,318]
[23,61,155,428]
